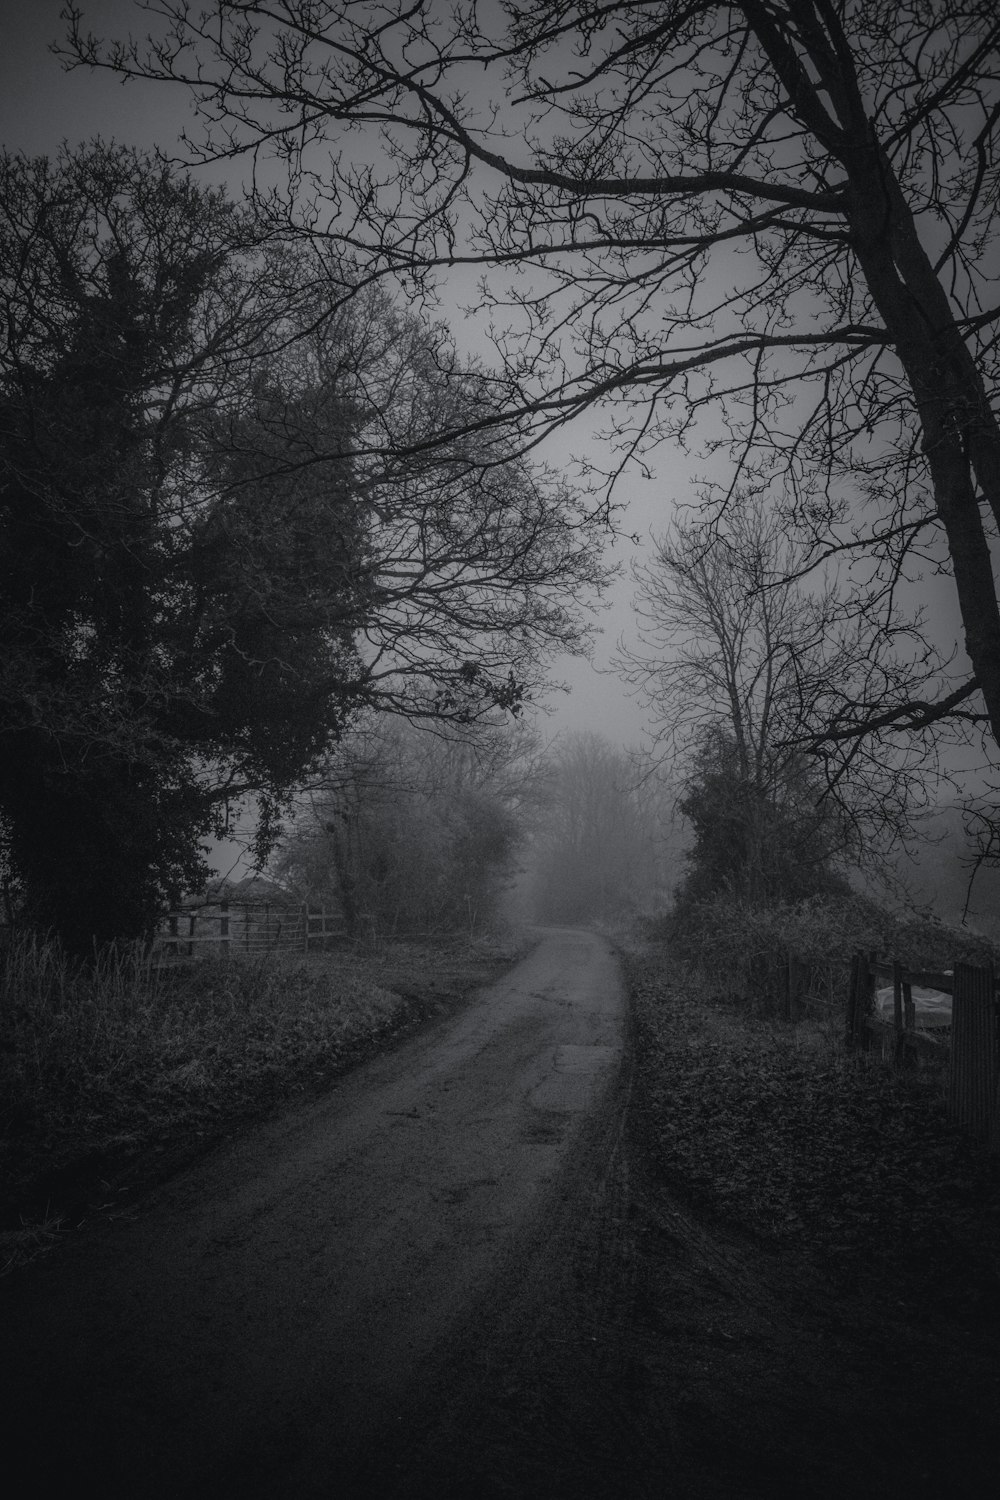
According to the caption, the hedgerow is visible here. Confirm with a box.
[627,950,1000,1316]
[647,892,998,1012]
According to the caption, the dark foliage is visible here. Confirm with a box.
[0,145,365,950]
[66,0,1000,776]
[0,143,607,952]
[628,952,1000,1316]
[674,731,851,916]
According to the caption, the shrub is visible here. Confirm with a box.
[654,892,998,1013]
[0,932,403,1195]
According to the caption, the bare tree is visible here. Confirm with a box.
[303,291,610,721]
[274,717,537,936]
[616,498,947,852]
[65,0,1000,766]
[0,142,608,949]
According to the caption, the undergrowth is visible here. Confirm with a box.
[646,892,1000,1013]
[0,930,519,1232]
[627,948,1000,1318]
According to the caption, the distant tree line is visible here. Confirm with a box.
[526,734,677,926]
[273,719,532,939]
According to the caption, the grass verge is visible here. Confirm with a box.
[625,944,1000,1319]
[0,929,524,1253]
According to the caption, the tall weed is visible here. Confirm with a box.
[0,934,403,1188]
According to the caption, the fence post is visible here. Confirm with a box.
[846,951,876,1051]
[949,964,999,1145]
[902,976,916,1069]
[845,952,859,1048]
[220,900,229,957]
[864,952,877,1051]
[891,962,918,1069]
[846,952,870,1049]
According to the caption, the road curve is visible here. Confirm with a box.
[2,928,625,1497]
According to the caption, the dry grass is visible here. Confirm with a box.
[0,929,522,1226]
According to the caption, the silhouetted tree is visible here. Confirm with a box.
[69,0,1000,770]
[676,730,849,910]
[0,145,606,951]
[0,144,357,950]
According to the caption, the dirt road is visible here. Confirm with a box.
[1,928,628,1498]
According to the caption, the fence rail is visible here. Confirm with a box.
[155,901,344,959]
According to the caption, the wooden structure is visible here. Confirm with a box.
[156,901,344,959]
[846,953,1000,1151]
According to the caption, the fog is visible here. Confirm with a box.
[2,4,993,929]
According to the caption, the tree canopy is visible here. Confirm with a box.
[0,142,606,950]
[66,0,1000,776]
[0,145,365,947]
[274,717,532,937]
[674,729,851,909]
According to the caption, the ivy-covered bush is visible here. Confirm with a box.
[650,893,998,1013]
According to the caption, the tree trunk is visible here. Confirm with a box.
[844,152,1000,747]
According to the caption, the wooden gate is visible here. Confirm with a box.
[847,953,1000,1151]
[157,902,344,958]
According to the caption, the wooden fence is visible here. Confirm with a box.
[846,953,1000,1151]
[155,901,344,959]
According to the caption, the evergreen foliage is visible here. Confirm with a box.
[676,731,850,913]
[0,145,365,950]
[0,145,605,951]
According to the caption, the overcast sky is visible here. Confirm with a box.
[0,1,673,751]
